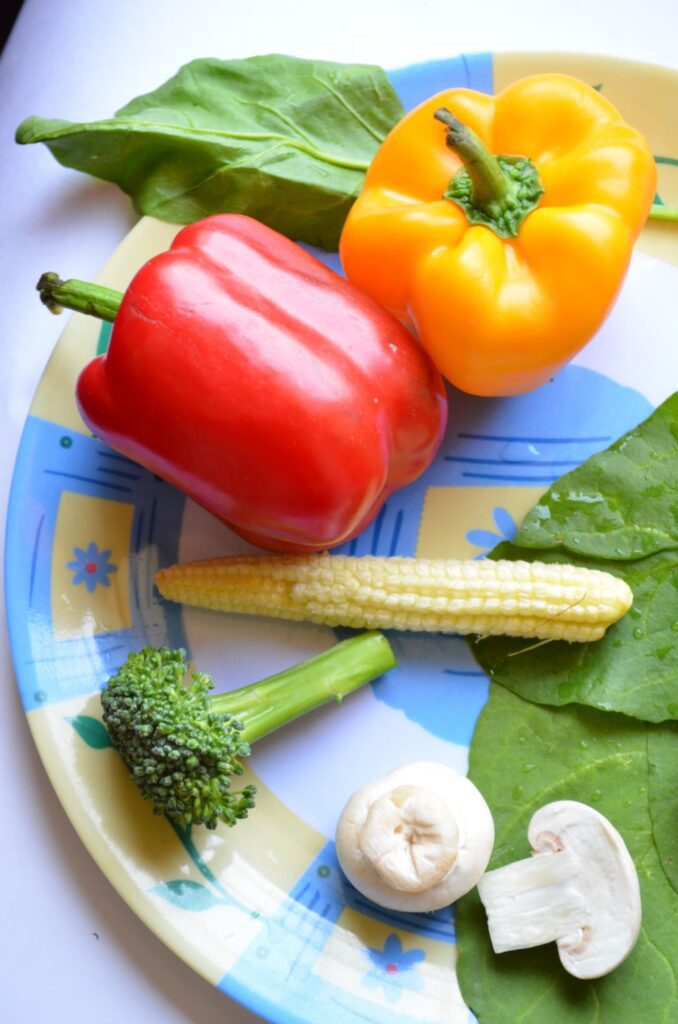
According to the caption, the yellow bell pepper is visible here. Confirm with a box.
[339,75,656,397]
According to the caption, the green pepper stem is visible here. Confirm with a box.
[212,631,396,745]
[37,272,122,322]
[434,108,543,238]
[434,107,510,209]
[649,204,678,222]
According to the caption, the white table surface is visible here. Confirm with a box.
[1,2,677,1021]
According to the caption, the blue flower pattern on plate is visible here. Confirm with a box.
[362,933,425,1003]
[67,541,117,592]
[466,505,518,557]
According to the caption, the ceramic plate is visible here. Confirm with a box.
[6,52,678,1024]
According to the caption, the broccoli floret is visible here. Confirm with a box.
[101,632,395,830]
[101,648,255,829]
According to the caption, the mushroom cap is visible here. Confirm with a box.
[335,761,494,913]
[528,800,641,979]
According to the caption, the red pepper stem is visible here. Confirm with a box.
[37,272,122,322]
[434,107,509,209]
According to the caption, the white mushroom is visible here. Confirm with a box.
[477,800,641,979]
[335,761,494,912]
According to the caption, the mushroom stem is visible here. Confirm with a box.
[478,847,587,952]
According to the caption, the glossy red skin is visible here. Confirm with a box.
[76,215,448,552]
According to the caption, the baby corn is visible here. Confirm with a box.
[155,555,632,642]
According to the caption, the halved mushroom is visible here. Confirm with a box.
[477,800,641,979]
[335,761,494,912]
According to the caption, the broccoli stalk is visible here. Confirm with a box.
[101,631,396,830]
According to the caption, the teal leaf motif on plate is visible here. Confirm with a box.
[67,715,113,749]
[654,155,678,208]
[96,320,113,355]
[151,879,226,911]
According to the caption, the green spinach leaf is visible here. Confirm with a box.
[456,683,678,1023]
[16,54,404,250]
[647,724,678,892]
[470,392,678,722]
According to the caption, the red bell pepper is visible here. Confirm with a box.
[38,215,447,551]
